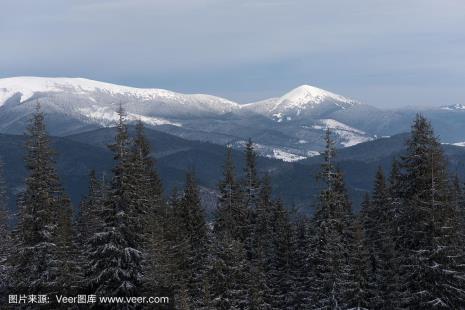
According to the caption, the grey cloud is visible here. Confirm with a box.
[0,0,464,107]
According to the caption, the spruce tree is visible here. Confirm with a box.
[214,146,246,241]
[208,235,251,310]
[397,114,465,308]
[130,120,166,295]
[309,129,354,309]
[10,105,74,295]
[87,106,143,303]
[0,158,10,290]
[291,217,313,308]
[174,171,209,307]
[361,167,395,308]
[346,219,371,310]
[243,138,260,209]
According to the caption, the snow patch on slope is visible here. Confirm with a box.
[78,106,181,127]
[267,149,306,162]
[312,119,373,147]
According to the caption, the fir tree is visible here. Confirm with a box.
[87,106,143,304]
[360,167,395,308]
[214,146,246,241]
[397,114,465,308]
[243,138,260,209]
[310,128,354,309]
[208,235,251,310]
[0,158,11,290]
[174,171,209,307]
[345,219,371,310]
[10,105,74,296]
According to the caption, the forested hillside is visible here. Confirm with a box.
[0,107,464,308]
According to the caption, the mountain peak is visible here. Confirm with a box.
[279,84,358,107]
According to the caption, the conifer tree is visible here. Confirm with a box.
[87,106,143,302]
[243,138,260,209]
[0,158,11,290]
[346,219,371,310]
[309,128,354,309]
[361,167,395,308]
[10,105,74,295]
[397,114,465,308]
[214,146,246,241]
[208,235,251,310]
[291,217,313,308]
[174,171,209,307]
[78,170,107,246]
[131,120,163,234]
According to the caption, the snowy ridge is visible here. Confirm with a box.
[0,76,376,160]
[274,85,356,110]
[243,84,359,121]
[0,76,240,113]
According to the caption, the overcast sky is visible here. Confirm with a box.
[1,0,464,108]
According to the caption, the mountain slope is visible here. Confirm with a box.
[2,76,465,160]
[243,84,359,121]
[0,77,240,136]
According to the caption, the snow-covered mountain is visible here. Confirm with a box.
[0,76,239,123]
[244,84,359,122]
[1,76,463,161]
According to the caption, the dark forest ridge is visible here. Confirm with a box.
[1,108,464,308]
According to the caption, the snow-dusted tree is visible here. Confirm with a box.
[397,114,465,308]
[290,217,313,308]
[87,107,143,303]
[345,219,371,310]
[309,129,354,309]
[0,158,11,290]
[10,105,74,295]
[172,171,209,307]
[129,120,166,294]
[214,146,246,241]
[243,138,260,209]
[78,170,107,246]
[360,167,400,308]
[208,235,251,310]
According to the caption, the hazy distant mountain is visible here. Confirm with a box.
[3,128,465,214]
[1,76,465,161]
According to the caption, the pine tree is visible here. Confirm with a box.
[87,106,143,303]
[10,105,74,296]
[397,114,465,308]
[309,128,354,309]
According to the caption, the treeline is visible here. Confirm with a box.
[0,107,465,309]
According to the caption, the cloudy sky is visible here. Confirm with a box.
[1,0,464,108]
